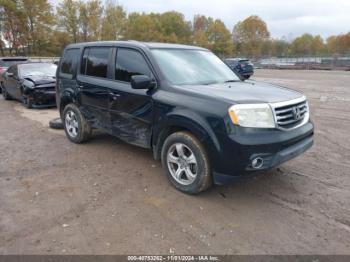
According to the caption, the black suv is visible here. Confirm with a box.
[224,58,254,79]
[57,41,314,194]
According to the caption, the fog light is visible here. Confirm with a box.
[251,157,264,169]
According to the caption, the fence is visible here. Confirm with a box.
[256,56,350,71]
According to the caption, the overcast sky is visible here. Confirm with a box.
[51,0,350,40]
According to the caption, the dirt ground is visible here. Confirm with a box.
[0,69,349,255]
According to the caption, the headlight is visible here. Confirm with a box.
[228,103,275,128]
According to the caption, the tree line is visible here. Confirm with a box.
[1,0,350,58]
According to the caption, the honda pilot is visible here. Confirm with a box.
[56,41,314,194]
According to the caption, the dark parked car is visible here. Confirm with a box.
[2,63,57,108]
[57,41,313,194]
[0,57,28,93]
[224,58,254,79]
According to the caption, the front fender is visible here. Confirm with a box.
[152,108,221,161]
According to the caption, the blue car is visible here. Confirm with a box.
[224,58,254,80]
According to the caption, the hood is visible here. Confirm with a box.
[23,75,56,86]
[177,80,303,104]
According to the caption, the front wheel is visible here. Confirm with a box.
[161,131,212,194]
[22,96,32,109]
[2,87,11,100]
[243,75,251,80]
[63,104,92,143]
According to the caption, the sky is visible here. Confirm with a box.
[51,0,350,40]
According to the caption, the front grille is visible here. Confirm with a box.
[273,99,308,129]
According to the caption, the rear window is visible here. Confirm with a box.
[81,47,111,78]
[0,59,27,67]
[60,48,80,75]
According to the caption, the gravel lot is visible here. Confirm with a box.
[0,69,349,255]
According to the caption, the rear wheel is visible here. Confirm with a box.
[161,131,212,194]
[63,104,92,143]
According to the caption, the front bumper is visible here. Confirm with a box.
[27,89,56,108]
[211,122,314,185]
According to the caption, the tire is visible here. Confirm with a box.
[22,96,32,109]
[2,87,11,100]
[49,118,64,129]
[243,75,251,80]
[62,103,92,143]
[161,131,212,194]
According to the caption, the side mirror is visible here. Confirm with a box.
[6,72,14,77]
[131,75,155,90]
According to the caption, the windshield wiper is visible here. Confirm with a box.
[224,79,240,83]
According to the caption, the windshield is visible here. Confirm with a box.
[151,49,240,85]
[20,63,57,77]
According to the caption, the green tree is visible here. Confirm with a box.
[207,19,233,57]
[101,0,126,40]
[192,15,233,57]
[56,0,79,43]
[78,0,103,41]
[327,33,350,55]
[192,15,212,49]
[1,0,28,55]
[232,15,270,58]
[290,33,325,56]
[125,12,163,41]
[158,11,192,43]
[21,0,54,55]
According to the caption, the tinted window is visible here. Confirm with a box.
[60,48,79,75]
[85,47,110,78]
[115,49,152,82]
[7,66,15,74]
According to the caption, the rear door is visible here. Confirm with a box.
[108,47,155,148]
[57,48,80,110]
[77,47,114,130]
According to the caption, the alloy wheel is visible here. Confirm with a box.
[65,110,79,138]
[167,143,198,185]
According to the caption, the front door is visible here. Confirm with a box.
[5,65,21,99]
[108,48,155,148]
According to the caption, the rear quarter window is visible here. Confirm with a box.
[60,48,80,77]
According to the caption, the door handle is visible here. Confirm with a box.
[109,92,120,100]
[109,92,120,97]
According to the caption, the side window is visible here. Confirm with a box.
[13,66,18,77]
[7,66,14,74]
[85,47,110,78]
[115,48,152,82]
[7,65,18,77]
[60,48,79,76]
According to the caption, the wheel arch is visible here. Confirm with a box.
[59,90,76,117]
[152,110,221,162]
